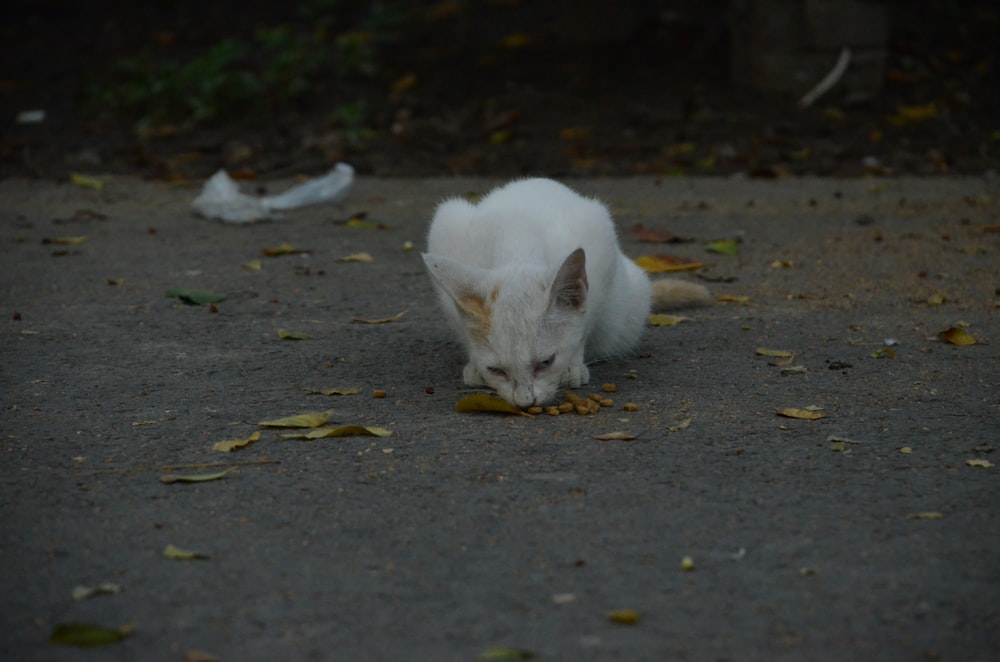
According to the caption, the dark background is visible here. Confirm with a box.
[2,0,998,180]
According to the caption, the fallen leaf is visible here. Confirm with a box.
[907,511,943,520]
[829,440,847,452]
[477,648,535,661]
[72,583,122,601]
[756,348,794,357]
[634,254,704,273]
[262,242,311,256]
[717,294,750,303]
[107,278,125,286]
[338,252,374,263]
[162,544,209,560]
[278,329,311,340]
[212,431,260,452]
[770,260,793,269]
[351,310,407,324]
[259,411,333,428]
[69,172,109,190]
[628,224,692,244]
[592,431,637,441]
[165,289,227,305]
[280,425,392,440]
[705,240,740,255]
[776,407,828,420]
[159,467,237,484]
[966,458,994,468]
[670,418,693,432]
[870,348,896,359]
[781,365,807,375]
[647,314,690,326]
[308,387,361,396]
[938,326,977,346]
[455,393,530,416]
[242,259,262,271]
[899,446,913,454]
[51,623,132,646]
[607,609,640,625]
[43,235,88,245]
[887,102,937,125]
[680,556,696,571]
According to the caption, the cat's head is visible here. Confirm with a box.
[423,249,589,407]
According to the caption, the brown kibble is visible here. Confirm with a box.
[545,406,561,416]
[599,398,614,407]
[557,402,574,414]
[588,393,603,402]
[574,405,591,416]
[601,383,617,393]
[526,406,544,415]
[623,403,640,412]
[372,389,387,398]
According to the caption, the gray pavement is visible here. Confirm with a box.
[1,174,998,661]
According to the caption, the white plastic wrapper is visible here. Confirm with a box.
[192,163,354,223]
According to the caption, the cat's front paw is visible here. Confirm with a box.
[563,364,590,388]
[463,362,485,386]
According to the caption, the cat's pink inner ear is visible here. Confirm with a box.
[550,248,588,311]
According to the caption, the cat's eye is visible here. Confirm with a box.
[487,366,509,379]
[533,354,556,373]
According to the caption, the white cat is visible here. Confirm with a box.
[422,178,711,408]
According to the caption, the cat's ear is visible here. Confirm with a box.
[423,253,494,325]
[548,248,588,313]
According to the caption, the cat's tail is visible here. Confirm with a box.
[650,279,713,310]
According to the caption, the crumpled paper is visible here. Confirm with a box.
[192,163,354,223]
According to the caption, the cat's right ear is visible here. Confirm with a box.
[422,254,493,325]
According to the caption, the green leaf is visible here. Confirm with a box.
[166,289,227,305]
[705,239,740,255]
[51,623,133,646]
[163,544,210,560]
[278,329,311,340]
[160,467,236,484]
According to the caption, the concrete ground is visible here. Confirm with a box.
[1,174,997,661]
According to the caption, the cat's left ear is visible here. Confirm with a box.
[548,248,588,312]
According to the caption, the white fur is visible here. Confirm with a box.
[423,178,707,407]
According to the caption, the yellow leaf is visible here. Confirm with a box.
[212,431,260,452]
[870,347,896,359]
[680,556,696,571]
[338,252,375,263]
[634,255,704,273]
[262,242,310,256]
[776,407,827,420]
[455,393,531,416]
[938,326,977,346]
[592,431,637,441]
[756,348,793,357]
[106,277,125,286]
[242,259,262,271]
[351,310,407,324]
[607,609,640,625]
[966,458,994,468]
[717,294,750,303]
[647,314,690,327]
[281,425,392,440]
[887,102,937,126]
[70,172,109,190]
[500,33,530,49]
[258,411,333,428]
[162,544,209,560]
[45,235,88,245]
[907,511,943,520]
